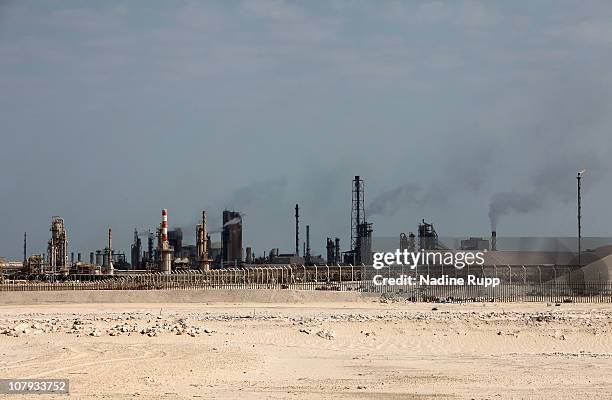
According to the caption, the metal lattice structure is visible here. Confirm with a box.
[349,176,365,265]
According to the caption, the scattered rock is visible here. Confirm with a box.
[13,323,29,332]
[187,327,200,337]
[317,329,335,340]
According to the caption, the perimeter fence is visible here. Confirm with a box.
[1,265,610,303]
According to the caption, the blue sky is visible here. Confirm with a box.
[1,0,612,259]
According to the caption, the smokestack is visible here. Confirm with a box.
[108,228,114,275]
[161,209,168,245]
[577,170,584,266]
[78,253,81,262]
[295,204,299,256]
[23,232,27,264]
[160,209,172,274]
[306,225,311,263]
[90,252,94,264]
[491,231,497,251]
[71,252,74,264]
[202,211,208,261]
[354,175,361,225]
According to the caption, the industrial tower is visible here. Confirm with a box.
[349,176,373,265]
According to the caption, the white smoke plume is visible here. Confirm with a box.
[208,215,242,234]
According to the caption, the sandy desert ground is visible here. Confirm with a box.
[1,295,612,399]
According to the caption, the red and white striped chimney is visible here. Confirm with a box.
[161,209,168,244]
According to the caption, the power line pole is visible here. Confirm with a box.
[295,204,299,256]
[577,170,585,266]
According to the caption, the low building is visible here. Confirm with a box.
[461,237,490,251]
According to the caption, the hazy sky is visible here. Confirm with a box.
[1,0,612,260]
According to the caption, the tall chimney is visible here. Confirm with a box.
[306,225,311,263]
[23,232,27,264]
[161,209,168,246]
[108,228,114,275]
[491,231,497,251]
[160,209,172,274]
[202,211,208,261]
[295,204,299,256]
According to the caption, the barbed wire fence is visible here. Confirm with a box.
[1,265,611,303]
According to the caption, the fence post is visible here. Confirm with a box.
[507,265,512,286]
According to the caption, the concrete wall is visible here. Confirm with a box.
[0,289,375,305]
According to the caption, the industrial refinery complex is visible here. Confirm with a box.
[1,175,611,285]
[2,176,372,277]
